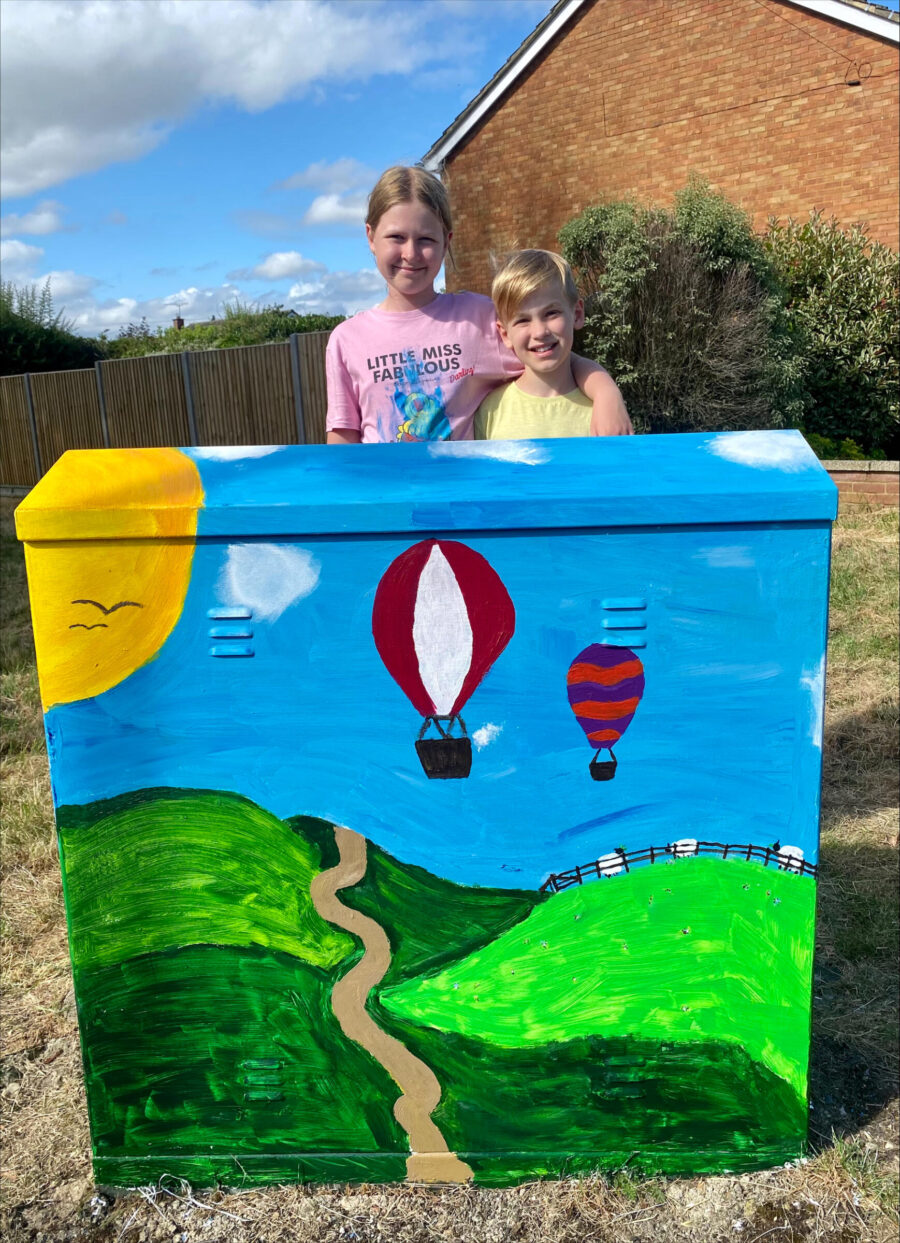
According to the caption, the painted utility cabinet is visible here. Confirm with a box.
[16,430,838,1189]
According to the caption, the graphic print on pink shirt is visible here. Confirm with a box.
[325,292,520,443]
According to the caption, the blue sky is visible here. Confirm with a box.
[2,0,897,338]
[0,0,553,336]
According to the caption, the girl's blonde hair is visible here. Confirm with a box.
[366,166,453,238]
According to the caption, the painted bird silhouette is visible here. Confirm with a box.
[71,599,143,614]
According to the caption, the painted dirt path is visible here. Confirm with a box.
[309,826,473,1183]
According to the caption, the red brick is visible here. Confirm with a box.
[443,0,899,295]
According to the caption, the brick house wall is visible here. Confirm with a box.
[441,0,899,296]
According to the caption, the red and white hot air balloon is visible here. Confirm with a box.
[372,539,515,779]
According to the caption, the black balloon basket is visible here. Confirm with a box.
[416,736,472,780]
[589,749,618,782]
[416,716,472,780]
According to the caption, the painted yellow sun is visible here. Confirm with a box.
[17,448,204,710]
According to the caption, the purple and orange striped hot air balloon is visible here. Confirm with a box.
[567,644,645,781]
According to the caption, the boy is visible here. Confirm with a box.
[474,249,628,439]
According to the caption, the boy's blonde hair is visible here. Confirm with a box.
[491,249,579,324]
[366,166,453,238]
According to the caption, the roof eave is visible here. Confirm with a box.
[785,0,899,40]
[422,0,588,172]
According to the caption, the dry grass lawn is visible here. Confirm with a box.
[1,495,897,1243]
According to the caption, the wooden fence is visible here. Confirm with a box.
[540,839,818,892]
[0,331,332,488]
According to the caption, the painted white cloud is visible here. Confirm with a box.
[800,655,825,749]
[684,661,782,682]
[0,199,68,237]
[706,431,813,472]
[472,723,503,750]
[191,446,284,461]
[217,543,320,623]
[694,545,755,568]
[227,251,327,281]
[428,440,550,466]
[0,1,442,198]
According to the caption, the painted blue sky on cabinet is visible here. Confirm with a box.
[45,502,830,889]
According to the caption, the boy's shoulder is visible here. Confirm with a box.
[480,383,590,412]
[477,376,517,408]
[475,383,591,440]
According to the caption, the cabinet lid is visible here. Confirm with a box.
[16,431,838,542]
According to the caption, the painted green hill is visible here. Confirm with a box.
[382,1016,807,1181]
[381,856,815,1097]
[58,789,353,972]
[78,942,409,1187]
[291,815,541,986]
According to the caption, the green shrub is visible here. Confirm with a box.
[765,212,899,458]
[802,431,872,461]
[559,179,804,434]
[0,280,105,376]
[107,302,344,359]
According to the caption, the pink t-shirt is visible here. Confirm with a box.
[325,291,521,442]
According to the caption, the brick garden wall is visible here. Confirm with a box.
[443,0,899,295]
[825,461,900,508]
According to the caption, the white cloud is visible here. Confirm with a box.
[0,244,96,313]
[288,268,383,315]
[0,1,440,197]
[65,283,243,336]
[0,238,44,279]
[42,269,100,300]
[0,199,68,237]
[706,431,814,472]
[472,723,503,750]
[217,543,321,622]
[287,281,322,300]
[1,116,167,201]
[428,440,550,465]
[274,157,377,194]
[303,192,368,227]
[227,251,327,282]
[35,261,382,337]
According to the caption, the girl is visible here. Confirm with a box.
[326,166,631,444]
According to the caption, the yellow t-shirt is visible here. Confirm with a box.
[473,382,592,440]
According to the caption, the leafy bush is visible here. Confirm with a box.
[802,432,872,461]
[106,302,344,358]
[0,280,105,377]
[765,212,899,458]
[559,179,805,434]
